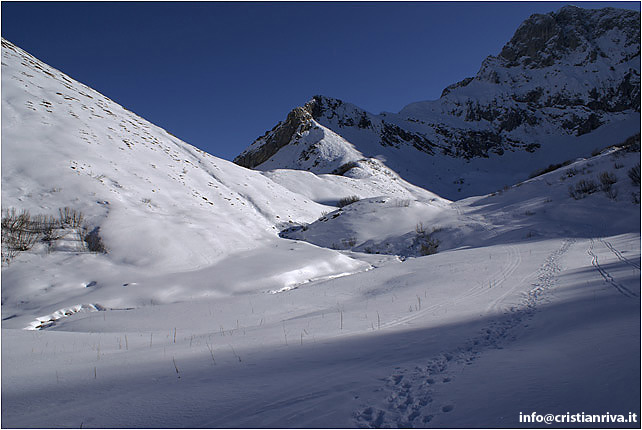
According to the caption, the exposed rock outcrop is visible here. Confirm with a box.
[234,106,314,168]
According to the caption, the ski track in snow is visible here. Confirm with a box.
[353,239,574,428]
[588,239,639,298]
[599,238,641,271]
[379,244,522,331]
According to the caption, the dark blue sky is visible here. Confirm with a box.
[2,2,639,160]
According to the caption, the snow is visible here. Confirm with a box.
[254,121,364,174]
[3,229,639,427]
[2,33,641,429]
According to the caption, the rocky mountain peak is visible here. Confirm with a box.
[498,6,640,69]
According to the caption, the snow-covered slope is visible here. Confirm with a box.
[235,6,640,199]
[1,38,326,268]
[0,38,373,318]
[281,135,641,258]
[281,196,456,257]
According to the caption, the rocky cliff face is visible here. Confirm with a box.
[235,6,640,198]
[498,6,640,69]
[234,105,314,169]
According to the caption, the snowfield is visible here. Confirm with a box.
[2,30,641,430]
[3,232,639,428]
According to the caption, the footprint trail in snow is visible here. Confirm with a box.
[353,239,574,428]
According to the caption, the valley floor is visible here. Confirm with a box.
[2,233,640,428]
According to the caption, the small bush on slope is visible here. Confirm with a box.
[419,237,440,256]
[529,160,573,179]
[569,179,599,200]
[598,171,617,189]
[628,163,640,185]
[598,171,618,200]
[1,207,106,264]
[1,209,39,264]
[83,226,107,253]
[415,224,441,256]
[58,207,84,228]
[331,161,360,176]
[337,195,360,208]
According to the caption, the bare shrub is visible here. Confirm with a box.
[419,237,440,256]
[621,133,641,153]
[569,179,599,200]
[565,167,580,178]
[331,161,359,176]
[59,207,84,228]
[5,227,39,251]
[34,214,60,243]
[341,237,357,248]
[1,246,17,264]
[2,207,106,262]
[2,208,30,233]
[2,209,40,262]
[83,226,107,253]
[599,171,617,188]
[337,195,360,208]
[605,187,618,200]
[598,171,618,198]
[529,160,572,178]
[415,223,441,256]
[628,163,640,186]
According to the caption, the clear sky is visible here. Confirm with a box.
[2,1,639,161]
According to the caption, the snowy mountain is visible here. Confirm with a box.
[235,6,640,198]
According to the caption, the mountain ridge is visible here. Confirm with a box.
[234,5,641,199]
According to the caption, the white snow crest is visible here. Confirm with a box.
[24,303,105,330]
